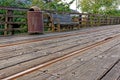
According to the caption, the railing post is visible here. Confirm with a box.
[79,14,82,28]
[107,16,110,25]
[8,10,13,35]
[4,10,8,36]
[100,15,102,26]
[86,14,89,27]
[4,10,13,36]
[119,17,120,24]
[109,17,112,25]
[105,16,107,25]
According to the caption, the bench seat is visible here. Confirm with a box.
[50,13,80,31]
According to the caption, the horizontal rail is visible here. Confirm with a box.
[0,6,28,11]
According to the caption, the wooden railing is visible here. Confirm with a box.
[0,6,120,36]
[0,6,28,36]
[43,12,120,32]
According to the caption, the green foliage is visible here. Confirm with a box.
[0,0,29,7]
[0,0,16,6]
[0,0,28,35]
[105,10,120,16]
[31,0,73,12]
[79,0,120,15]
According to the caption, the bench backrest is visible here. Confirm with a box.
[51,13,73,24]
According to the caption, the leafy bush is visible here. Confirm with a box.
[31,0,73,12]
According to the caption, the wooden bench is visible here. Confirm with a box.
[50,13,80,32]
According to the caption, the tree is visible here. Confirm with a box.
[79,0,120,15]
[31,0,74,12]
[0,0,29,7]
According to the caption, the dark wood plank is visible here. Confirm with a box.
[101,60,120,80]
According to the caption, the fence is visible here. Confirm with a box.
[44,12,120,32]
[0,6,28,36]
[0,6,120,36]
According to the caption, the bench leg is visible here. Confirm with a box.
[52,23,55,32]
[57,24,60,32]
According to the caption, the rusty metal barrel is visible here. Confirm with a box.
[27,6,43,34]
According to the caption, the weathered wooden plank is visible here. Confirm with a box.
[16,70,59,80]
[0,24,119,44]
[0,30,118,70]
[101,61,120,80]
[15,33,120,80]
[0,25,120,79]
[0,28,112,57]
[59,45,120,80]
[0,6,28,11]
[0,22,26,24]
[0,40,102,79]
[1,26,120,60]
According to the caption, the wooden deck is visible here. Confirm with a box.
[0,25,120,80]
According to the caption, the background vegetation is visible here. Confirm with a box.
[0,0,120,15]
[79,0,120,16]
[30,0,74,12]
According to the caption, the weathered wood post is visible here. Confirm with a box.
[79,13,82,28]
[87,14,90,27]
[4,10,13,36]
[4,10,8,36]
[8,10,13,35]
